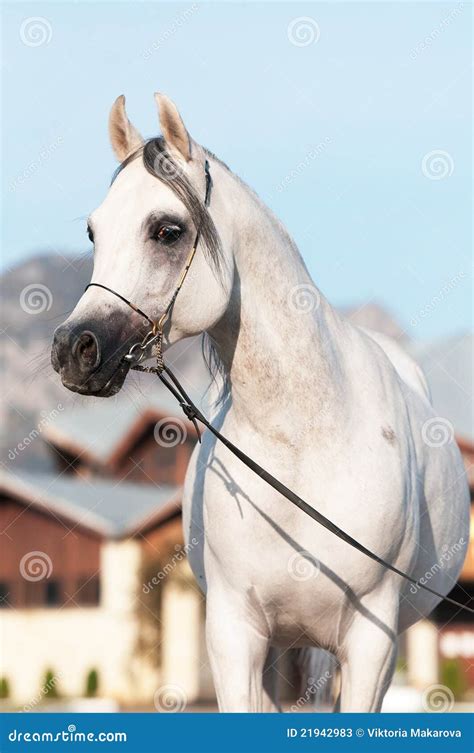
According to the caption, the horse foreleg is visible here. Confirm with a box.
[206,590,272,712]
[262,646,282,712]
[338,601,398,712]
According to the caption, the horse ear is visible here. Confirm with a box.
[109,95,143,162]
[154,93,191,162]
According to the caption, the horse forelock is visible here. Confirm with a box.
[111,137,223,271]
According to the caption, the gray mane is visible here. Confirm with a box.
[112,137,222,268]
[112,138,228,402]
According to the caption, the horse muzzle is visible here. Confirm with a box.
[51,321,130,397]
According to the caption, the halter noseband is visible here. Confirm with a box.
[85,159,212,370]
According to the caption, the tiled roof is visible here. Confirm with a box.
[42,387,198,465]
[0,470,180,538]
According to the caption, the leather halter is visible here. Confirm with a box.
[85,159,212,370]
[84,159,473,615]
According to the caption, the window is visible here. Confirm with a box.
[45,581,62,606]
[0,582,10,608]
[22,580,63,607]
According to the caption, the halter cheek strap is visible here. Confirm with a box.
[85,159,212,364]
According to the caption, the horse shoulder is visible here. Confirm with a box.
[357,325,431,405]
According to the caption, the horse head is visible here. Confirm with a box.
[51,94,233,396]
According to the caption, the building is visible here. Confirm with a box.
[0,332,472,708]
[0,396,210,707]
[43,390,198,485]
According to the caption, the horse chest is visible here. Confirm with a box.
[183,425,411,618]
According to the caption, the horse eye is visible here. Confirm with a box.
[87,225,94,243]
[152,224,182,245]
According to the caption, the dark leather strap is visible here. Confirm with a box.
[141,362,473,615]
[84,282,156,328]
[85,160,213,339]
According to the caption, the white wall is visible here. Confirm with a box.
[0,539,158,706]
[161,562,202,706]
[406,620,439,688]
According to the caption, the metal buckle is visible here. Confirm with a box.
[123,328,161,364]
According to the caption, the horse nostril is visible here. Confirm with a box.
[72,330,101,369]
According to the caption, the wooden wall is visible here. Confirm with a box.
[139,515,184,560]
[0,496,102,608]
[111,427,195,486]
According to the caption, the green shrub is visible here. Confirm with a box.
[0,677,10,699]
[42,669,60,699]
[85,669,99,698]
[440,658,467,701]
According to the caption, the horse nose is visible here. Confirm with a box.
[51,326,101,373]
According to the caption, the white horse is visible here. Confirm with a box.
[52,93,470,712]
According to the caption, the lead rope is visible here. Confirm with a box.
[86,160,473,615]
[136,360,474,615]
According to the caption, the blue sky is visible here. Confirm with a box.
[2,1,472,340]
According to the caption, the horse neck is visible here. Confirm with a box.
[208,163,349,433]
